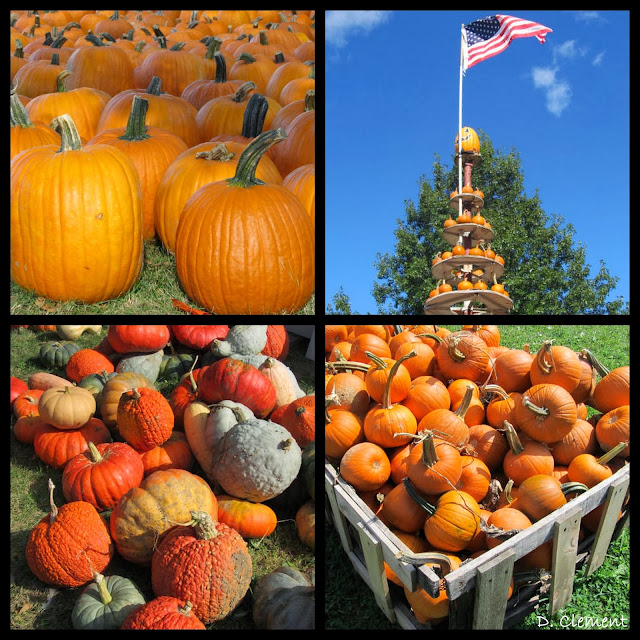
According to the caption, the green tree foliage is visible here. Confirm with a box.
[326,285,355,315]
[373,131,628,315]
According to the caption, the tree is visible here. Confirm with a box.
[326,285,355,314]
[373,131,628,315]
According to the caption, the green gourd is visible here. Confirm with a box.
[39,341,82,368]
[71,572,146,630]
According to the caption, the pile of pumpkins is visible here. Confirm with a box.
[10,10,315,314]
[324,324,629,626]
[11,324,315,630]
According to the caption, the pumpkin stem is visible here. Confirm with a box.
[581,348,610,378]
[364,350,388,371]
[226,128,287,189]
[453,384,474,420]
[595,441,628,466]
[86,440,103,463]
[381,350,416,410]
[94,572,113,605]
[10,90,35,129]
[502,420,524,455]
[47,478,58,524]
[402,477,436,516]
[419,431,440,467]
[179,601,195,616]
[49,114,83,152]
[535,340,557,375]
[118,95,151,142]
[483,383,510,402]
[560,481,589,496]
[520,394,550,420]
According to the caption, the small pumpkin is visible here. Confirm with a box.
[295,499,315,551]
[151,510,252,624]
[72,572,146,630]
[26,479,114,587]
[252,566,315,630]
[121,597,205,630]
[38,385,96,430]
[39,340,82,368]
[117,387,174,451]
[216,495,278,538]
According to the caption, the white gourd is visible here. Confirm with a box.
[56,325,102,341]
[210,325,268,357]
[258,357,306,408]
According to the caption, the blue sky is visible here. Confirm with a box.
[325,10,629,313]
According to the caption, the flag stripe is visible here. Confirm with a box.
[464,14,552,71]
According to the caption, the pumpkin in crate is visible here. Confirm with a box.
[175,129,314,315]
[26,479,114,588]
[151,511,252,624]
[109,468,218,565]
[252,566,315,630]
[121,597,205,630]
[72,572,146,630]
[62,441,145,511]
[11,114,143,304]
[198,357,276,418]
[214,418,302,502]
[117,387,174,451]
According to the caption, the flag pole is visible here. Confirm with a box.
[458,23,465,220]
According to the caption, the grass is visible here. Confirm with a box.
[10,239,315,315]
[10,325,315,630]
[324,323,630,630]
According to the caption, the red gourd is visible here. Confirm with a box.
[151,511,252,623]
[107,325,170,354]
[117,388,174,451]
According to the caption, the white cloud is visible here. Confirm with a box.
[574,11,605,23]
[532,66,572,117]
[326,11,391,48]
[552,39,589,64]
[592,51,606,66]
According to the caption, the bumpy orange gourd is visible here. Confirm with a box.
[151,511,252,624]
[26,479,114,587]
[121,597,205,630]
[175,128,314,314]
[11,114,142,303]
[117,387,174,451]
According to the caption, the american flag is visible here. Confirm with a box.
[462,15,552,72]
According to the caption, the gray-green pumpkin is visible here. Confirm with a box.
[39,341,82,368]
[253,566,315,629]
[78,370,119,408]
[71,572,146,630]
[159,348,196,380]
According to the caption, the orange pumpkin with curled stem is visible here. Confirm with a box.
[175,128,314,314]
[567,441,627,488]
[502,421,554,486]
[406,431,462,495]
[530,340,583,393]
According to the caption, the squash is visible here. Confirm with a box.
[107,325,170,354]
[151,510,252,624]
[258,357,306,408]
[39,340,82,368]
[26,479,114,587]
[109,469,218,565]
[170,325,229,350]
[116,388,174,451]
[115,349,164,383]
[272,396,315,450]
[252,566,315,629]
[99,372,156,431]
[72,572,146,630]
[28,371,75,391]
[121,597,205,630]
[38,385,96,430]
[210,325,269,357]
[66,349,115,384]
[295,499,315,551]
[56,325,102,341]
[138,431,194,477]
[216,495,278,538]
[214,418,302,502]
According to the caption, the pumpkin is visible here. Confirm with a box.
[455,126,480,154]
[26,479,114,587]
[340,441,391,492]
[282,163,315,227]
[595,406,629,457]
[78,370,119,407]
[33,418,112,469]
[56,325,102,341]
[252,566,315,630]
[10,89,60,159]
[38,385,96,430]
[151,511,252,624]
[216,495,278,538]
[175,128,314,314]
[62,441,145,511]
[378,480,428,533]
[455,456,491,502]
[417,384,473,448]
[548,419,598,466]
[515,383,577,443]
[199,357,276,418]
[117,387,174,451]
[464,423,508,470]
[72,572,146,630]
[587,352,630,413]
[325,409,364,460]
[66,349,115,384]
[10,375,29,410]
[39,340,82,368]
[13,412,46,445]
[121,597,205,630]
[215,418,302,501]
[271,395,315,449]
[502,421,554,485]
[11,114,143,303]
[183,399,254,483]
[107,325,170,354]
[170,325,229,350]
[138,431,194,476]
[406,431,463,495]
[295,499,315,551]
[401,376,451,422]
[485,508,532,549]
[434,330,491,385]
[169,366,208,429]
[86,95,189,239]
[13,389,44,419]
[99,372,156,431]
[567,441,628,488]
[109,469,218,566]
[211,324,269,356]
[529,341,582,393]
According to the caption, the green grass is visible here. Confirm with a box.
[10,326,315,630]
[10,240,315,315]
[324,324,630,630]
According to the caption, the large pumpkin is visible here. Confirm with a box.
[151,511,252,624]
[11,114,143,303]
[109,469,218,565]
[455,126,480,154]
[175,128,314,314]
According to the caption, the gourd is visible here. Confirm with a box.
[38,385,96,430]
[72,572,146,630]
[258,357,307,408]
[184,399,254,483]
[28,371,75,391]
[56,325,102,341]
[252,566,315,630]
[295,500,315,551]
[214,418,302,502]
[151,511,252,624]
[109,469,218,565]
[121,597,205,630]
[115,349,164,383]
[210,325,268,357]
[99,372,157,431]
[26,479,114,587]
[39,340,82,368]
[66,348,115,383]
[107,325,170,354]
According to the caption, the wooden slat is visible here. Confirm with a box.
[472,548,516,629]
[549,506,582,616]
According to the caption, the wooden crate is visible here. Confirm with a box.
[325,461,629,630]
